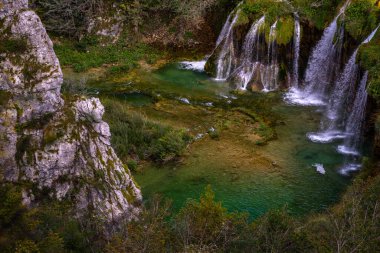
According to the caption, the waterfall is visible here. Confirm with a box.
[216,13,233,47]
[338,73,369,175]
[308,25,379,144]
[338,72,369,156]
[303,15,344,100]
[292,14,301,88]
[262,21,279,91]
[232,16,265,90]
[307,49,359,143]
[215,10,240,80]
[285,2,349,105]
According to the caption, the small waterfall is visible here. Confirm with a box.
[262,21,279,91]
[338,72,369,156]
[292,14,301,88]
[303,15,344,100]
[307,50,359,143]
[286,2,349,105]
[216,13,233,47]
[308,25,379,144]
[232,16,265,89]
[215,10,240,80]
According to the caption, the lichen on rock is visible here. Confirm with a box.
[0,0,141,222]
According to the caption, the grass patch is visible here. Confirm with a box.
[102,98,192,163]
[54,37,164,73]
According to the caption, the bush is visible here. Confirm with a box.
[54,40,161,73]
[102,98,191,163]
[359,30,380,102]
[174,185,249,252]
[345,0,378,41]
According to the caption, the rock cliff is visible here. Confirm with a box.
[0,0,141,221]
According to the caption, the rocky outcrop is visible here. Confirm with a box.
[0,0,141,221]
[87,5,125,45]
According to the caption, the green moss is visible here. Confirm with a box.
[358,30,380,101]
[293,0,341,30]
[54,38,163,73]
[0,90,12,107]
[276,16,295,45]
[42,125,65,146]
[242,0,292,25]
[0,37,28,54]
[345,0,379,41]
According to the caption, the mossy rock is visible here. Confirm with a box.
[0,90,12,107]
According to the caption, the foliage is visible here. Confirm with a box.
[292,0,342,29]
[246,209,311,252]
[0,184,97,253]
[345,0,379,40]
[2,165,380,252]
[102,98,191,163]
[276,16,295,45]
[359,30,380,101]
[174,185,249,252]
[30,0,104,38]
[241,0,292,25]
[54,39,162,72]
[106,195,172,253]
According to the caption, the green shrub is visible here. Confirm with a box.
[293,0,341,29]
[126,160,138,172]
[54,40,162,73]
[345,0,378,41]
[174,185,249,251]
[102,98,191,163]
[359,30,380,102]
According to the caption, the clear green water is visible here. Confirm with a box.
[136,63,231,100]
[132,63,354,219]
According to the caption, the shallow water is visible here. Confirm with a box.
[133,63,354,218]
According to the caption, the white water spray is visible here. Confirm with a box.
[292,14,301,88]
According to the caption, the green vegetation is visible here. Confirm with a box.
[0,37,28,54]
[0,183,107,253]
[54,39,163,72]
[0,91,12,107]
[102,98,192,163]
[3,159,379,253]
[345,0,379,40]
[293,0,341,29]
[241,0,292,24]
[276,16,295,45]
[359,29,380,101]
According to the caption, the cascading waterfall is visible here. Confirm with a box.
[338,72,369,156]
[232,16,265,90]
[303,18,344,100]
[307,49,359,143]
[262,21,279,91]
[292,14,301,88]
[339,72,369,175]
[308,25,380,144]
[286,1,349,105]
[215,10,241,80]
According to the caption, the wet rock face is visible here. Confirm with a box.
[0,0,141,221]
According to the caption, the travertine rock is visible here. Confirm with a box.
[0,0,141,222]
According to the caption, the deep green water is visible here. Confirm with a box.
[132,63,354,219]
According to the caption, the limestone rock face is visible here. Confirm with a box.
[0,0,141,221]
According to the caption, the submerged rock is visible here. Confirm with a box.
[0,0,141,222]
